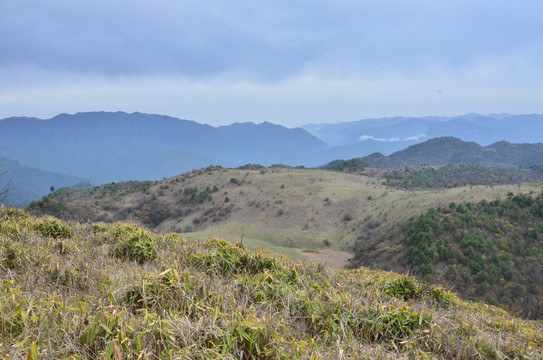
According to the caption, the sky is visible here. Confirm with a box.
[1,1,542,127]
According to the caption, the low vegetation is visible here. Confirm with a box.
[1,207,542,358]
[382,164,543,190]
[320,158,369,173]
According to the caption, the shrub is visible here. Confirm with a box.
[34,216,73,239]
[109,223,157,263]
[382,275,420,301]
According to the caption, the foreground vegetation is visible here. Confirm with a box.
[1,208,543,359]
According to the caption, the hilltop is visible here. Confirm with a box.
[1,208,542,358]
[360,137,543,169]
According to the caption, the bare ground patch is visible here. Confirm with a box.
[296,248,353,268]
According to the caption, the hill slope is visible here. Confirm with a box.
[0,157,91,206]
[351,192,543,319]
[27,167,543,266]
[1,208,542,358]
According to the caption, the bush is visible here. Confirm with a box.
[34,216,73,239]
[109,223,157,263]
[382,275,420,301]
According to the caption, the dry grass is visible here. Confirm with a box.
[1,207,542,359]
[28,167,543,267]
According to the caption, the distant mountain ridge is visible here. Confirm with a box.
[360,137,543,168]
[1,111,542,185]
[0,112,327,183]
[303,113,543,151]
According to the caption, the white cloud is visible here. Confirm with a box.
[358,134,428,142]
[404,134,427,141]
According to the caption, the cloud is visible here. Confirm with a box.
[1,1,543,125]
[404,134,427,141]
[1,1,542,81]
[359,135,401,142]
[359,134,427,142]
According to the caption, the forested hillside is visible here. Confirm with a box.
[382,164,543,189]
[361,137,543,169]
[402,192,543,318]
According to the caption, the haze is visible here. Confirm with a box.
[1,1,542,126]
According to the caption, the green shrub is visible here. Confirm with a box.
[34,216,73,239]
[359,304,430,343]
[109,223,157,263]
[382,275,420,301]
[190,238,284,276]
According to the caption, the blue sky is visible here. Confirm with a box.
[1,1,542,127]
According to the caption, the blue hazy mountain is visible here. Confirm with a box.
[1,112,542,186]
[0,112,327,183]
[0,158,91,206]
[303,114,543,148]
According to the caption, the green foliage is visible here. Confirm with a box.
[34,216,73,239]
[322,158,369,173]
[403,191,543,318]
[382,275,420,301]
[109,223,157,263]
[383,164,543,189]
[182,186,212,205]
[360,304,429,343]
[189,238,283,276]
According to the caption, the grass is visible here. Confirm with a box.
[1,207,543,359]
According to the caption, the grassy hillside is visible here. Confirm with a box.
[321,161,543,189]
[27,167,543,268]
[1,208,542,359]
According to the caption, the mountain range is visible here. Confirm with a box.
[1,111,542,197]
[302,113,543,148]
[0,112,327,183]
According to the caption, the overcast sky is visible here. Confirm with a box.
[1,1,542,127]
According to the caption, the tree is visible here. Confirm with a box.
[0,171,13,205]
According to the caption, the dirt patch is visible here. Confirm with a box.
[296,248,352,268]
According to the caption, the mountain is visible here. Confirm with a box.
[2,207,542,358]
[0,112,327,183]
[2,112,543,186]
[0,157,91,206]
[361,137,543,168]
[303,113,543,151]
